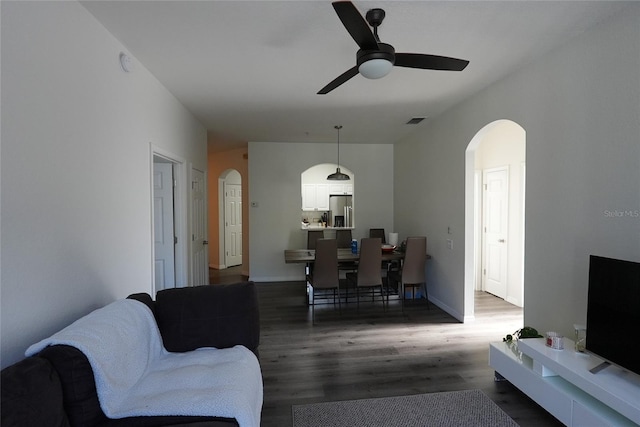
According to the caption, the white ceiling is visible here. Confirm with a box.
[81,1,629,150]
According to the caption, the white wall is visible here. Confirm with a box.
[248,141,393,282]
[394,4,640,336]
[1,1,207,368]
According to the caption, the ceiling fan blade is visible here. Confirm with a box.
[317,66,359,95]
[332,1,379,51]
[395,53,469,71]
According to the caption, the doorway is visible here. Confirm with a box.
[153,158,175,290]
[151,146,187,294]
[482,166,509,299]
[218,169,242,268]
[191,167,209,285]
[464,120,526,320]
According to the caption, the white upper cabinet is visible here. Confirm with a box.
[316,184,329,210]
[329,183,353,195]
[302,184,329,210]
[302,184,316,210]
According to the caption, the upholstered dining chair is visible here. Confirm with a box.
[308,238,340,323]
[307,230,325,250]
[369,228,386,244]
[369,227,392,284]
[346,237,385,310]
[335,229,352,248]
[389,236,427,310]
[306,230,325,277]
[335,229,357,273]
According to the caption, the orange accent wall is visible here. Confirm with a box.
[207,139,249,276]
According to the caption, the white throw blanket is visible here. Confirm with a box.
[26,299,262,427]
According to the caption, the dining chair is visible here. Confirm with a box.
[308,238,340,323]
[335,229,352,248]
[346,238,385,310]
[307,230,325,249]
[369,227,393,285]
[335,229,357,274]
[369,228,386,244]
[389,236,428,310]
[305,230,325,277]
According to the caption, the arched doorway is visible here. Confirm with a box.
[218,169,242,269]
[464,120,526,320]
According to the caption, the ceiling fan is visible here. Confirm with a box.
[318,1,470,95]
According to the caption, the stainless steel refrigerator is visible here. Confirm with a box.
[329,195,353,228]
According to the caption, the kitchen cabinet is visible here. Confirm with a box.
[302,184,329,211]
[329,183,353,195]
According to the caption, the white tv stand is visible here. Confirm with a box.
[489,338,640,426]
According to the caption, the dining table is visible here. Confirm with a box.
[284,247,431,305]
[284,247,431,264]
[284,248,422,264]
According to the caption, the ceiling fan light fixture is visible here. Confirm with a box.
[318,2,469,94]
[356,43,395,79]
[358,58,393,79]
[328,125,350,181]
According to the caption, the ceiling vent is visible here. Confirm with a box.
[406,117,425,125]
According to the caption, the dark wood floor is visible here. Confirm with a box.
[209,268,563,427]
[209,265,249,285]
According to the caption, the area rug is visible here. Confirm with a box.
[292,389,518,427]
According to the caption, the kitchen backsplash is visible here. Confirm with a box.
[301,210,329,225]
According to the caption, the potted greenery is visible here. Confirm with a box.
[503,326,543,343]
[502,326,543,362]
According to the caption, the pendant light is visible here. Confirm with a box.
[327,125,350,181]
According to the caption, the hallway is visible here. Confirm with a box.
[209,265,247,285]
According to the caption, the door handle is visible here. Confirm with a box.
[203,240,209,245]
[498,239,505,243]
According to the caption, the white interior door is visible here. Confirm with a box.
[153,161,175,290]
[483,167,509,299]
[191,168,208,286]
[224,183,242,267]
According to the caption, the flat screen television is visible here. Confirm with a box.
[586,255,640,376]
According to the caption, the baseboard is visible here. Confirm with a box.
[209,263,225,270]
[463,314,477,322]
[428,295,464,322]
[506,296,522,307]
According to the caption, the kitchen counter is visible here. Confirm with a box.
[302,226,354,230]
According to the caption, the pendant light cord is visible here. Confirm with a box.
[327,125,349,180]
[335,125,342,168]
